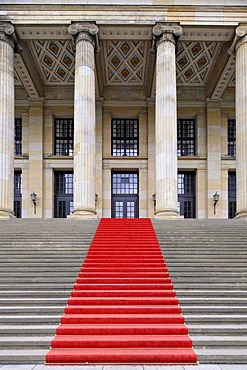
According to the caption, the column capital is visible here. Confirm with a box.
[228,24,247,54]
[68,22,100,53]
[0,22,22,53]
[152,23,183,52]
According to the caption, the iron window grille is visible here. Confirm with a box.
[228,119,236,157]
[112,119,139,156]
[177,119,195,156]
[54,118,74,156]
[14,118,22,156]
[14,171,22,218]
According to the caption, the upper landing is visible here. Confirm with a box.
[0,0,246,5]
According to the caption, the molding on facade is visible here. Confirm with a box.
[16,26,70,40]
[211,54,236,99]
[14,54,40,98]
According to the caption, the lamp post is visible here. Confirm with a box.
[152,193,156,213]
[30,191,37,214]
[213,192,220,215]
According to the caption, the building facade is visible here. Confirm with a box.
[0,0,246,219]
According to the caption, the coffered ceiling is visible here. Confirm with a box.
[14,25,236,100]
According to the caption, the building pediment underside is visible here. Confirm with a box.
[14,25,236,101]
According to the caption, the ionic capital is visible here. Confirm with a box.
[68,22,100,53]
[0,22,22,53]
[228,25,247,54]
[152,23,183,52]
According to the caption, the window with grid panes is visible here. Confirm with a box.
[54,118,74,156]
[14,118,22,156]
[55,172,74,195]
[177,119,195,156]
[14,171,22,218]
[112,173,138,195]
[228,119,236,157]
[112,119,138,156]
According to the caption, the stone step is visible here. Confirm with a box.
[0,336,52,348]
[0,306,66,314]
[0,349,46,363]
[0,315,61,324]
[191,335,247,346]
[0,325,57,336]
[184,314,247,323]
[195,348,247,363]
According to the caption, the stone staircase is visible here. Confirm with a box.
[1,218,247,364]
[152,219,247,364]
[0,218,99,363]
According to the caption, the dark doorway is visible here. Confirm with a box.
[228,171,236,219]
[54,171,73,218]
[178,171,196,218]
[111,172,139,218]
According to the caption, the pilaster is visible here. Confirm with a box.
[28,98,44,218]
[153,23,183,218]
[206,99,222,218]
[147,101,156,218]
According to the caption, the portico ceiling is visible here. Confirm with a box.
[14,25,236,99]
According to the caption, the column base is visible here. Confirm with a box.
[234,210,247,219]
[0,208,16,219]
[154,209,183,219]
[68,208,98,219]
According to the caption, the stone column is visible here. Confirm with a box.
[0,23,21,218]
[68,22,99,218]
[234,26,247,218]
[153,23,182,218]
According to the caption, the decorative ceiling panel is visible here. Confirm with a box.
[103,40,150,86]
[176,41,221,86]
[29,40,75,85]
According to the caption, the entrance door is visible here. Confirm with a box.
[112,173,139,218]
[228,171,236,219]
[54,172,74,218]
[178,171,196,218]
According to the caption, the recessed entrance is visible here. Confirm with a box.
[111,172,139,218]
[178,171,196,218]
[54,171,73,218]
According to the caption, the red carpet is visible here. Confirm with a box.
[46,218,197,365]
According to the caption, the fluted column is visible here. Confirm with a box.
[68,22,99,218]
[234,26,247,218]
[153,23,182,218]
[0,23,21,218]
[229,25,247,219]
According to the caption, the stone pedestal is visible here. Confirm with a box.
[68,22,99,218]
[0,23,21,218]
[234,26,247,219]
[153,23,182,218]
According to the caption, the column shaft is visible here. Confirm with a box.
[153,24,182,218]
[0,25,16,217]
[235,32,247,218]
[68,23,99,218]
